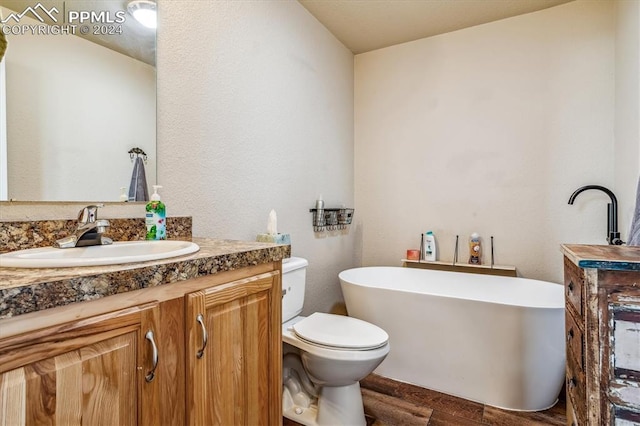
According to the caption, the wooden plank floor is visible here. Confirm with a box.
[283,374,566,426]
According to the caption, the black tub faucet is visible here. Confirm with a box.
[568,185,624,245]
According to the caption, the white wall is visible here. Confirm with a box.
[2,6,155,201]
[615,0,640,237]
[355,0,615,283]
[157,1,355,314]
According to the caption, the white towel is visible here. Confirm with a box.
[128,156,149,202]
[628,175,640,246]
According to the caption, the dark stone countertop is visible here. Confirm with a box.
[0,237,290,319]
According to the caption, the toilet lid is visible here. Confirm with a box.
[292,312,388,350]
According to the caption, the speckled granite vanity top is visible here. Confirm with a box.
[0,238,290,319]
[561,244,640,271]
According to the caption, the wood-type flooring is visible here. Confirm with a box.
[283,374,566,426]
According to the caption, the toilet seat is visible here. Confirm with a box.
[292,312,388,350]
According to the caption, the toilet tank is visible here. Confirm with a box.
[282,257,308,323]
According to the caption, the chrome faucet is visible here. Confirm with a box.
[568,185,624,245]
[54,204,113,248]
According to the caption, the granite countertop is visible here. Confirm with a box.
[0,237,290,319]
[561,244,640,271]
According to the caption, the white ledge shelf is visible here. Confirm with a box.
[401,259,518,277]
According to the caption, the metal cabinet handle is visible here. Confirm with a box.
[567,377,577,390]
[145,330,159,383]
[568,281,574,293]
[196,314,208,359]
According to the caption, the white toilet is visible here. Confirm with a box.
[281,257,390,426]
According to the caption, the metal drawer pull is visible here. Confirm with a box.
[196,313,208,359]
[567,329,574,342]
[567,377,577,390]
[568,281,574,293]
[145,330,159,383]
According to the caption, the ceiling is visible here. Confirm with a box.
[0,0,155,65]
[0,0,575,65]
[298,0,574,54]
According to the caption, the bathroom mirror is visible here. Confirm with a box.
[0,0,156,202]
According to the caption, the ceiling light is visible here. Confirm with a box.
[127,0,157,29]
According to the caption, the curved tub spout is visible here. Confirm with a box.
[568,185,624,245]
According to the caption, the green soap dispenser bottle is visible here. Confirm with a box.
[146,185,166,240]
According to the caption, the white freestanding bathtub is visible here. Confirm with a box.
[338,266,566,412]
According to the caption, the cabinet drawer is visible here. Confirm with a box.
[564,257,584,317]
[566,349,586,425]
[565,311,584,370]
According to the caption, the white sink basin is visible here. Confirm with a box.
[0,240,200,268]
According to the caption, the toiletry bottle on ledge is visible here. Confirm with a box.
[146,185,166,240]
[469,232,481,264]
[423,231,437,261]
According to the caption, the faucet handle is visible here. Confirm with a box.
[77,204,104,224]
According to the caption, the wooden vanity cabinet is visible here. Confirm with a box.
[0,264,282,426]
[562,245,640,426]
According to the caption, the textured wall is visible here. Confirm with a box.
[156,1,355,314]
[354,0,616,283]
[615,0,640,237]
[4,0,635,315]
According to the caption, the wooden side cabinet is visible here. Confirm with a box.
[562,245,640,426]
[0,263,282,426]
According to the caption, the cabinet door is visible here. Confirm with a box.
[0,303,160,426]
[608,301,640,424]
[185,271,281,426]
